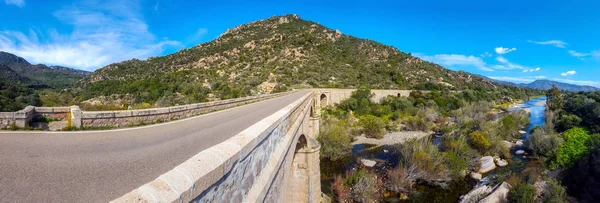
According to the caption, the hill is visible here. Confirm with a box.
[524,80,598,92]
[0,51,89,88]
[76,14,514,107]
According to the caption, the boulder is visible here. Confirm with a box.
[479,182,512,203]
[516,150,525,155]
[516,140,524,146]
[496,159,508,167]
[360,159,377,167]
[519,130,527,135]
[470,172,482,180]
[479,156,497,173]
[502,140,514,148]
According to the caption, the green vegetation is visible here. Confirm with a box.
[553,127,592,168]
[508,182,536,203]
[318,119,353,161]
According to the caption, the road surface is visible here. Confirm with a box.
[0,90,309,202]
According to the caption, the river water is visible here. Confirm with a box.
[320,96,548,202]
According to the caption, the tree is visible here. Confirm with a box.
[547,85,563,111]
[554,127,591,168]
[358,115,387,139]
[556,114,582,133]
[318,120,353,161]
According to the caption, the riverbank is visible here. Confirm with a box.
[352,131,430,146]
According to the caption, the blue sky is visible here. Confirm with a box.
[1,0,599,87]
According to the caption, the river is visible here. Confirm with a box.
[320,96,548,202]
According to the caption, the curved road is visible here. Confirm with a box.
[0,90,309,203]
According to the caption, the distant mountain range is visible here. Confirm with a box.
[484,77,599,92]
[0,51,89,88]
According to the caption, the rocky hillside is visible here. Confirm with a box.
[0,51,89,88]
[77,14,498,107]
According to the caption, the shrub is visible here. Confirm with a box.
[332,175,351,202]
[554,127,591,168]
[318,119,353,161]
[358,115,387,139]
[527,129,562,158]
[555,114,582,133]
[351,173,382,203]
[508,182,536,203]
[469,131,491,152]
[541,178,567,203]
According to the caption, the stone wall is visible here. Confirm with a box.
[0,112,16,129]
[33,107,71,120]
[77,92,291,128]
[112,91,316,203]
[313,88,415,107]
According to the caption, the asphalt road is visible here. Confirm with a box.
[0,90,309,203]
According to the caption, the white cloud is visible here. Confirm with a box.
[495,56,530,70]
[187,28,208,43]
[489,76,547,84]
[568,50,600,60]
[0,0,180,71]
[560,70,577,76]
[527,40,567,48]
[488,76,536,83]
[495,47,516,54]
[4,0,24,7]
[480,52,492,58]
[522,67,541,72]
[415,54,494,71]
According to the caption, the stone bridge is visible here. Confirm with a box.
[0,89,411,202]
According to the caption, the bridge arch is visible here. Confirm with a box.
[286,133,320,202]
[319,94,328,108]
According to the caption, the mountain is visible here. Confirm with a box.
[77,14,508,107]
[524,80,599,92]
[0,51,89,88]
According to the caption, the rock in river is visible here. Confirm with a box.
[470,172,482,180]
[496,159,508,167]
[361,159,377,167]
[479,156,497,173]
[516,150,525,155]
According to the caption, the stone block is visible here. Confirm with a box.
[207,144,241,174]
[53,107,71,113]
[34,107,54,113]
[168,106,186,113]
[70,106,82,128]
[113,110,133,118]
[82,111,115,119]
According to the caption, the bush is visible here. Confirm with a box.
[318,119,353,161]
[508,182,536,203]
[469,131,491,152]
[554,127,591,168]
[527,129,562,158]
[351,173,382,202]
[358,115,387,139]
[541,178,567,203]
[555,114,582,133]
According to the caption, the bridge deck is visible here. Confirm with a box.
[0,90,310,203]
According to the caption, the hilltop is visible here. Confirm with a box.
[75,14,505,107]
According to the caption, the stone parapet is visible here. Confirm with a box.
[111,91,314,203]
[70,106,82,128]
[80,92,292,128]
